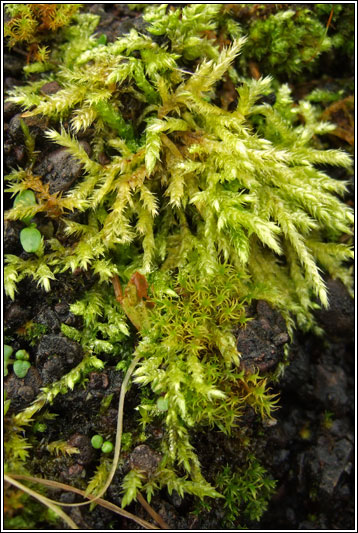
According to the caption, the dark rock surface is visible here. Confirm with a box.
[36,334,83,369]
[129,444,162,476]
[33,141,91,194]
[67,433,96,466]
[314,278,354,340]
[4,220,24,255]
[5,367,43,411]
[236,300,289,373]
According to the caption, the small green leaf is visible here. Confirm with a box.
[15,349,30,360]
[96,34,107,45]
[20,227,42,253]
[14,190,37,224]
[157,397,169,411]
[4,345,13,360]
[14,190,37,208]
[91,435,104,449]
[101,441,114,453]
[13,360,31,378]
[4,345,13,377]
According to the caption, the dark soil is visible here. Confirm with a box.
[3,3,355,531]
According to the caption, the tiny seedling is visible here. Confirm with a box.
[13,192,42,253]
[4,345,14,376]
[15,349,30,360]
[4,347,31,378]
[156,397,168,411]
[91,436,113,453]
[20,225,42,253]
[13,190,37,225]
[13,360,31,378]
[101,441,114,454]
[91,435,104,449]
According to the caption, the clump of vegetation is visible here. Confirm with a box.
[4,3,353,529]
[215,458,276,526]
[4,4,81,62]
[234,5,332,77]
[216,4,352,82]
[313,3,354,57]
[4,347,31,378]
[4,345,14,377]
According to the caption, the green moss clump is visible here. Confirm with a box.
[215,458,276,526]
[4,4,82,63]
[240,6,332,76]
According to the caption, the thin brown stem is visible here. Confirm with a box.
[137,491,170,529]
[5,474,79,530]
[112,274,123,302]
[7,473,159,530]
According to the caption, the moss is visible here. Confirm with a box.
[4,4,353,528]
[237,6,332,77]
[215,458,276,526]
[4,4,82,62]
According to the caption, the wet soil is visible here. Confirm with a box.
[3,3,354,531]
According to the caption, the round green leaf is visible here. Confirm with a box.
[101,441,114,453]
[13,360,31,378]
[14,190,37,208]
[20,227,42,253]
[97,34,107,45]
[91,435,104,449]
[4,345,13,377]
[4,344,13,361]
[157,397,169,411]
[14,190,37,224]
[15,349,30,360]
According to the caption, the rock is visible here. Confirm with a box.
[280,343,312,395]
[68,463,84,478]
[8,113,48,143]
[236,300,289,373]
[4,100,20,120]
[8,113,26,143]
[307,435,353,498]
[35,307,61,333]
[4,367,42,411]
[67,433,95,465]
[36,334,83,369]
[33,141,91,193]
[4,302,30,328]
[4,219,23,255]
[14,144,26,163]
[129,444,162,476]
[88,372,109,390]
[17,385,36,402]
[41,355,65,385]
[314,279,354,340]
[40,81,62,95]
[4,53,24,75]
[53,301,78,327]
[313,364,348,414]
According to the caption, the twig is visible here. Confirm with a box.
[137,491,170,529]
[305,6,334,64]
[7,473,159,530]
[5,474,79,530]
